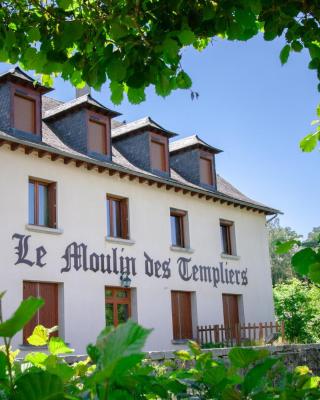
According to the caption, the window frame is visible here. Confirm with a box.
[86,111,111,156]
[11,83,41,135]
[199,151,215,186]
[106,194,129,239]
[29,178,57,228]
[105,286,131,327]
[150,132,169,173]
[170,209,187,248]
[220,219,235,256]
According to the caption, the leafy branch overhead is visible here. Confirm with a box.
[1,1,320,148]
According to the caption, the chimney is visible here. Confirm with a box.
[76,84,91,98]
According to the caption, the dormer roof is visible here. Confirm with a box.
[112,116,178,139]
[169,134,222,155]
[43,94,121,121]
[0,67,52,94]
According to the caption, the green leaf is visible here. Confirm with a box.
[24,352,48,366]
[291,40,303,52]
[127,87,146,104]
[0,297,44,338]
[228,348,269,368]
[110,81,124,105]
[280,44,290,65]
[176,71,192,89]
[308,262,320,283]
[178,30,196,46]
[317,104,320,118]
[0,352,7,381]
[302,376,320,389]
[292,248,317,275]
[48,337,74,355]
[107,58,127,82]
[27,325,49,346]
[175,349,192,361]
[163,38,180,60]
[13,371,64,400]
[275,240,299,254]
[243,358,278,393]
[300,132,319,152]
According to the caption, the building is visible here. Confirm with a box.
[0,67,278,353]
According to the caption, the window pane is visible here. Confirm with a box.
[105,289,113,298]
[38,184,49,226]
[106,199,111,236]
[116,290,128,299]
[105,303,114,326]
[117,304,129,324]
[111,199,121,238]
[88,120,106,154]
[28,181,35,224]
[14,95,36,134]
[151,140,166,171]
[221,224,231,254]
[171,215,183,247]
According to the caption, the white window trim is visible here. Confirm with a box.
[25,224,63,235]
[105,236,135,246]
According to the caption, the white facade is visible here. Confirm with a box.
[0,144,275,353]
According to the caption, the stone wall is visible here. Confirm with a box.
[145,343,320,374]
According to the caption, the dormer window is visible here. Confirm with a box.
[88,118,107,155]
[200,153,214,186]
[150,133,169,173]
[14,94,36,134]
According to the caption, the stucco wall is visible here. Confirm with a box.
[0,145,275,353]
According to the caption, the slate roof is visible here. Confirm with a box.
[170,134,222,154]
[0,67,52,93]
[43,94,121,120]
[112,116,177,139]
[0,90,279,215]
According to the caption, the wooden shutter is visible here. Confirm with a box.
[48,182,57,228]
[14,94,36,133]
[88,119,107,154]
[151,140,166,171]
[171,291,193,340]
[120,199,128,239]
[39,283,59,335]
[222,294,239,339]
[200,156,213,185]
[23,282,38,343]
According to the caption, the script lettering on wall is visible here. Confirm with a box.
[11,233,248,288]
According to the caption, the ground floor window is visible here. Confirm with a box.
[171,291,193,340]
[23,281,59,344]
[222,293,240,339]
[105,287,131,327]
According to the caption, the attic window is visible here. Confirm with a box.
[200,155,213,186]
[88,118,107,155]
[150,134,168,172]
[14,94,36,134]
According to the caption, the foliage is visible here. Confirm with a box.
[0,294,320,398]
[268,217,301,284]
[274,278,320,343]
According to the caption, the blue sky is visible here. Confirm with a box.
[1,35,319,237]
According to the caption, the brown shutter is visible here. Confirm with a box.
[171,291,180,340]
[14,94,36,134]
[120,198,129,239]
[151,140,166,171]
[88,119,107,154]
[222,294,239,339]
[39,283,59,335]
[200,157,213,185]
[171,291,193,340]
[48,182,57,228]
[23,282,38,343]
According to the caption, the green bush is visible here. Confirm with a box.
[0,293,320,399]
[274,278,320,343]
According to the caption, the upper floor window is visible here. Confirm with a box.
[170,209,188,248]
[88,117,108,155]
[200,154,213,186]
[150,134,168,173]
[14,93,36,134]
[29,179,57,228]
[106,195,128,239]
[220,219,236,255]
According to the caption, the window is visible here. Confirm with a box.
[29,179,57,228]
[200,155,213,186]
[88,118,107,154]
[106,195,128,239]
[23,281,59,344]
[170,209,187,248]
[150,134,168,172]
[14,94,36,134]
[220,220,235,255]
[171,291,193,340]
[222,294,240,339]
[105,287,131,327]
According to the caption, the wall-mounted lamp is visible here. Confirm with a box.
[120,272,132,288]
